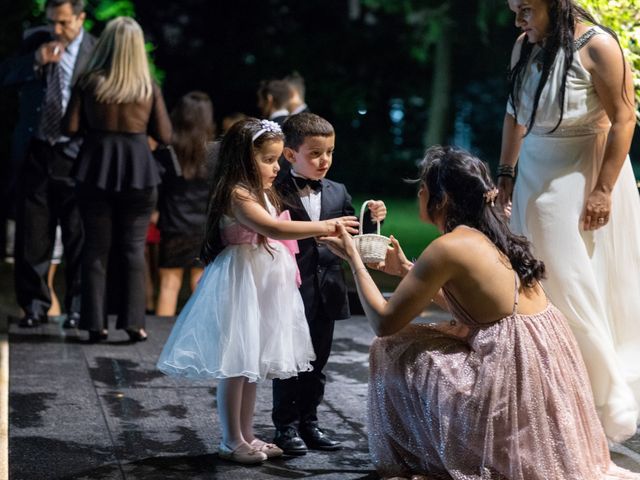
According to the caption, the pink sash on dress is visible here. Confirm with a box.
[221,210,301,287]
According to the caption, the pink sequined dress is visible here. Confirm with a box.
[157,197,315,382]
[368,274,640,479]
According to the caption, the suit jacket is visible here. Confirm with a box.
[274,174,377,321]
[0,27,96,165]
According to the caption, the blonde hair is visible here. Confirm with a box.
[81,17,152,104]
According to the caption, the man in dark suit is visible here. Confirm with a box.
[272,113,387,455]
[256,79,292,126]
[0,0,95,328]
[284,72,310,116]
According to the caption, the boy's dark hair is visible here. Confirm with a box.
[257,79,292,110]
[45,0,85,14]
[418,145,545,287]
[282,112,334,150]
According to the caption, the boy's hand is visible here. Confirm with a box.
[367,200,387,222]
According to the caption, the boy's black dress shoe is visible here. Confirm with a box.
[299,425,342,451]
[63,312,80,329]
[273,427,308,456]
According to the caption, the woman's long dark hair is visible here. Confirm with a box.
[509,0,629,135]
[171,91,216,180]
[199,118,283,265]
[420,146,545,287]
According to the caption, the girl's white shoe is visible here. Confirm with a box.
[218,443,267,464]
[250,439,284,458]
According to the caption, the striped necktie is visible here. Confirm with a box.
[38,62,63,144]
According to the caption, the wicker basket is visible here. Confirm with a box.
[353,200,390,263]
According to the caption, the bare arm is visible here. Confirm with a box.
[148,83,173,145]
[322,225,454,336]
[497,35,527,210]
[231,189,358,240]
[580,32,636,230]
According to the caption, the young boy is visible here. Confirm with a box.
[272,112,386,455]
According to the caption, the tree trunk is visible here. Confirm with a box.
[424,22,452,147]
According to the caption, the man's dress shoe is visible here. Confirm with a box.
[19,314,43,328]
[63,312,80,329]
[299,425,342,451]
[273,427,308,456]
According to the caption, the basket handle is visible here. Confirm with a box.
[359,200,381,235]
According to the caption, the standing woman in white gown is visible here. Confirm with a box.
[497,0,640,442]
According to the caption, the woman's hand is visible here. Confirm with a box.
[497,176,514,219]
[319,223,359,262]
[323,216,359,236]
[582,188,612,230]
[367,200,387,222]
[369,235,413,277]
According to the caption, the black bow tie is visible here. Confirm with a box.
[292,175,322,192]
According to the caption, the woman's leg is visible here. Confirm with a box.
[156,267,183,316]
[77,186,113,332]
[189,267,204,292]
[112,187,157,331]
[46,263,61,317]
[217,377,248,449]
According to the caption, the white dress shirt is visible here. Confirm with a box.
[291,171,322,221]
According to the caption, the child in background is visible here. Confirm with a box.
[156,91,216,316]
[272,112,387,455]
[156,118,359,465]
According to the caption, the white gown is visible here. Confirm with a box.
[157,198,315,382]
[508,27,640,442]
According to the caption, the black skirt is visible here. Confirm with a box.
[158,231,204,269]
[74,131,161,191]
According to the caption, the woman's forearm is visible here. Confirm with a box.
[499,113,525,168]
[349,257,390,336]
[595,119,635,193]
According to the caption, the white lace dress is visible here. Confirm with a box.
[508,27,640,442]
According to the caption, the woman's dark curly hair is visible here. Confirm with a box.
[200,118,283,265]
[509,0,631,136]
[419,146,545,287]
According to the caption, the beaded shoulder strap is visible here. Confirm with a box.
[574,28,599,51]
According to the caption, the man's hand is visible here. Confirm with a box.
[35,41,64,66]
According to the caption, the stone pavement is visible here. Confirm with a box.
[6,310,640,480]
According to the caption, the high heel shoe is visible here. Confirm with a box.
[125,328,148,342]
[88,329,108,343]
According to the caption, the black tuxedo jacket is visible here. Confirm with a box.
[274,174,377,321]
[0,28,96,165]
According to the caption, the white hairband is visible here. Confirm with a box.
[251,119,283,142]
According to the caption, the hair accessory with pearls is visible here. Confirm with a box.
[252,119,282,142]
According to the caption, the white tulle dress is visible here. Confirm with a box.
[508,27,640,441]
[157,198,315,382]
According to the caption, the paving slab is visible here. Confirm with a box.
[7,311,640,480]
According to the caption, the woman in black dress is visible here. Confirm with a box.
[64,16,172,342]
[156,91,216,316]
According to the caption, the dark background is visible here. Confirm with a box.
[1,0,639,200]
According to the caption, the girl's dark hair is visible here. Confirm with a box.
[200,118,284,265]
[419,146,545,287]
[509,0,630,135]
[171,91,215,180]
